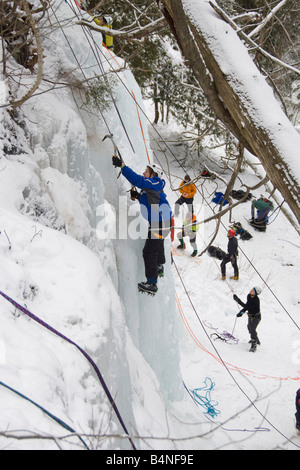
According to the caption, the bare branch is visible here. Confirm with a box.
[209,1,300,76]
[248,0,289,39]
[76,15,167,41]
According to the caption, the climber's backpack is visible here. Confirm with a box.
[230,189,252,201]
[207,246,227,260]
[212,192,229,206]
[231,222,252,241]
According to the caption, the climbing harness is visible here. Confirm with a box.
[0,380,90,450]
[0,290,136,451]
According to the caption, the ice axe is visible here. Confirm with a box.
[102,134,124,178]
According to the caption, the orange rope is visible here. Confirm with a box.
[73,0,82,9]
[131,89,151,164]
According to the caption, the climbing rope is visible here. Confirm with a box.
[64,0,137,154]
[0,380,90,450]
[0,290,136,450]
[183,379,220,419]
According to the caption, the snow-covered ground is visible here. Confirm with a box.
[0,0,299,451]
[149,123,300,450]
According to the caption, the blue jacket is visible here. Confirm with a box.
[121,165,172,223]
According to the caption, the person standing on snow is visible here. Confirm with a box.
[174,175,197,216]
[295,389,300,431]
[221,229,239,281]
[112,156,172,295]
[176,212,199,257]
[233,286,262,352]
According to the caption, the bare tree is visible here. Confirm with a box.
[0,0,48,107]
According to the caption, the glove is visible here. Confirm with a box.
[237,310,244,318]
[233,294,239,302]
[130,188,140,201]
[112,155,123,168]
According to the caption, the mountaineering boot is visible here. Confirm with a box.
[177,239,185,250]
[249,340,257,352]
[257,338,261,345]
[157,264,164,278]
[191,250,198,257]
[230,276,239,280]
[221,276,226,281]
[138,282,158,296]
[249,339,260,345]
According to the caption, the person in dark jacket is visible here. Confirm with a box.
[233,286,262,352]
[112,156,172,295]
[221,229,239,281]
[296,389,300,431]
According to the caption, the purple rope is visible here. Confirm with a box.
[0,290,136,450]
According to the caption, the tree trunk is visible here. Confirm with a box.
[159,0,300,227]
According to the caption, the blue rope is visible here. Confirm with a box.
[0,380,90,450]
[184,378,220,419]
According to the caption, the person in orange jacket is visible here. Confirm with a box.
[174,175,197,216]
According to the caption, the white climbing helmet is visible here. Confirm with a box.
[103,15,113,25]
[253,286,262,295]
[151,164,164,178]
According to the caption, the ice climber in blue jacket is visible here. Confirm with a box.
[112,156,172,295]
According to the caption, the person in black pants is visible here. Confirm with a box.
[112,156,172,295]
[221,229,239,280]
[233,286,262,352]
[143,221,170,285]
[296,389,300,431]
